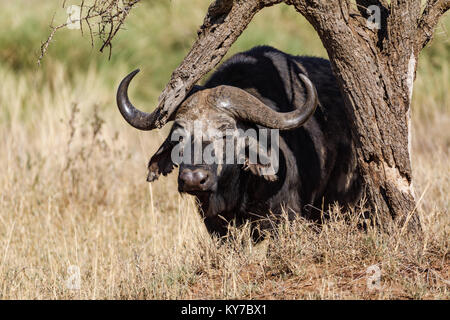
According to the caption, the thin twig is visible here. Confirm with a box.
[38,0,141,66]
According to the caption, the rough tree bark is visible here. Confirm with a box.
[152,0,449,229]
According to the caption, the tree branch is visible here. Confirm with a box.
[152,0,283,128]
[39,0,140,66]
[384,0,421,54]
[416,0,450,52]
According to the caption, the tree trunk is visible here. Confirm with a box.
[152,0,450,230]
[289,0,421,228]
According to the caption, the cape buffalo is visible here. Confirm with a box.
[117,46,362,238]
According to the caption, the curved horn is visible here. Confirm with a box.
[117,69,205,130]
[211,73,318,130]
[117,69,161,131]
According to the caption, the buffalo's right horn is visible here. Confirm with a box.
[116,69,162,131]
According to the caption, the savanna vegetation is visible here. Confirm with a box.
[0,0,448,299]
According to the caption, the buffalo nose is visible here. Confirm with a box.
[179,169,211,191]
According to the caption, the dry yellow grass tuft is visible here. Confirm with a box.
[0,0,448,299]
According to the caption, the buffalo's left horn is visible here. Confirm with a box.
[210,73,318,130]
[117,69,162,131]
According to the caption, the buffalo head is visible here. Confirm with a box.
[116,69,318,217]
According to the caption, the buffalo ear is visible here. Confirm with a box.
[147,137,176,182]
[244,161,277,182]
[243,147,278,182]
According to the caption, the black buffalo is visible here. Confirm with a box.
[117,46,362,238]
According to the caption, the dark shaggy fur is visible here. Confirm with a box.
[196,46,362,237]
[152,46,363,238]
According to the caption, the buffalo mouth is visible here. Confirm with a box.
[182,189,212,199]
[178,185,210,200]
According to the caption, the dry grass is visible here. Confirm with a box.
[0,0,448,299]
